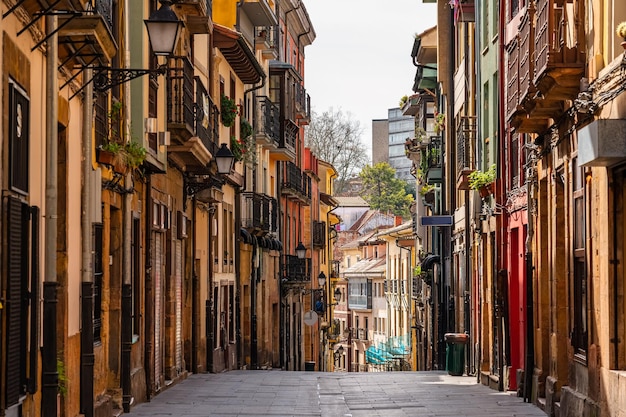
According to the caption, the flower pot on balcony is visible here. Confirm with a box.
[478,183,494,198]
[96,148,116,166]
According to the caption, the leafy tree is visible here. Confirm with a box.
[359,162,414,217]
[305,108,369,194]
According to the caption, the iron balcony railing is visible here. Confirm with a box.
[283,255,311,283]
[94,0,113,31]
[195,77,219,156]
[456,116,476,172]
[241,192,277,234]
[295,83,311,120]
[255,25,280,57]
[283,119,298,151]
[254,96,281,144]
[167,56,195,136]
[282,161,312,201]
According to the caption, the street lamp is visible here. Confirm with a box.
[333,287,342,303]
[318,271,326,288]
[295,242,306,259]
[144,0,184,56]
[92,0,183,92]
[215,143,235,175]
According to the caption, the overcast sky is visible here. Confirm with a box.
[303,1,438,159]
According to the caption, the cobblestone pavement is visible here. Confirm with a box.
[128,370,545,417]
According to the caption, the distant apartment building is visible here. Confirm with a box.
[371,109,414,182]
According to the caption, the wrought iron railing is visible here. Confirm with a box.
[254,95,281,144]
[167,56,195,133]
[282,161,311,200]
[283,255,311,283]
[256,25,280,57]
[195,77,219,155]
[93,0,113,31]
[283,119,298,151]
[456,116,476,172]
[241,192,263,230]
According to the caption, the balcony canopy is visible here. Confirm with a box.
[214,24,265,84]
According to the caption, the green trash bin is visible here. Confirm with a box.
[444,333,469,376]
[304,361,315,371]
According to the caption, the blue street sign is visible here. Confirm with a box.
[420,215,453,226]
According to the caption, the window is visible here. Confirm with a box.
[9,81,29,194]
[571,159,587,356]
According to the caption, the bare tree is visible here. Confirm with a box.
[305,108,369,194]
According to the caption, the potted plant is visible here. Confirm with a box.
[434,111,445,134]
[97,141,122,166]
[420,183,436,205]
[122,141,147,170]
[468,164,496,197]
[617,21,626,49]
[399,95,408,108]
[221,95,238,127]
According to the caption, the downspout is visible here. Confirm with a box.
[251,241,258,369]
[80,67,95,417]
[243,77,265,372]
[42,14,59,417]
[144,174,153,400]
[469,0,482,380]
[206,203,216,373]
[121,0,133,409]
[283,0,302,60]
[191,198,198,372]
[235,183,243,369]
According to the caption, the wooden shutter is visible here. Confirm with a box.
[154,232,163,390]
[5,196,28,406]
[28,206,40,394]
[175,241,182,373]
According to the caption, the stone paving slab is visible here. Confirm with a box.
[128,370,545,417]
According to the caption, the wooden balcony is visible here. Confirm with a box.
[529,0,584,122]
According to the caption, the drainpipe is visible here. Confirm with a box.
[251,241,258,369]
[121,0,133,409]
[42,14,59,417]
[144,173,153,400]
[80,67,95,417]
[206,203,216,373]
[243,77,264,371]
[192,198,198,372]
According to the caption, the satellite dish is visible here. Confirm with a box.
[304,310,318,326]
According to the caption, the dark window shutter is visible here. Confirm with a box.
[28,205,40,394]
[6,196,28,406]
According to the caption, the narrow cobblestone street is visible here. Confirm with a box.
[128,370,545,417]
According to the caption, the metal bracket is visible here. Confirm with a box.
[91,65,167,92]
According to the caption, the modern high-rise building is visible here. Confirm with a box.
[371,108,415,182]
